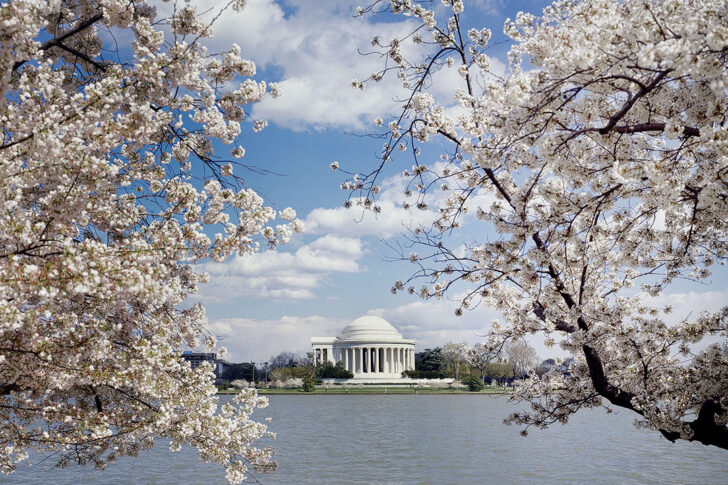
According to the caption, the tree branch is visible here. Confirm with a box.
[598,70,669,134]
[13,13,104,71]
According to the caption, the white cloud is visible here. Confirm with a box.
[158,0,509,132]
[197,235,364,301]
[305,160,498,241]
[369,299,500,347]
[155,0,512,134]
[641,287,728,325]
[208,314,348,361]
[305,199,434,238]
[183,0,425,131]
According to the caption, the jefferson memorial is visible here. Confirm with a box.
[311,315,415,379]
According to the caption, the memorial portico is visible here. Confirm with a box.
[311,316,415,379]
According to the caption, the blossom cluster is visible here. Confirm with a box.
[0,0,303,481]
[350,0,728,447]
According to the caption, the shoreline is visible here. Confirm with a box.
[219,387,512,396]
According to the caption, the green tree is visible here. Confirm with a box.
[222,363,256,382]
[291,366,314,379]
[442,342,468,380]
[315,361,354,379]
[270,367,293,381]
[301,376,316,392]
[463,375,485,392]
[416,348,446,374]
[484,362,514,385]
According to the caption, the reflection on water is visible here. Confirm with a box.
[2,394,727,484]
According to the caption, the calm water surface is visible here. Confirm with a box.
[3,394,727,484]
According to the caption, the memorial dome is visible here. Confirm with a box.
[337,315,403,341]
[311,315,415,379]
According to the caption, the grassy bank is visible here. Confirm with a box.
[219,386,511,395]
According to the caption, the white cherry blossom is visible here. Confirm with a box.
[351,0,728,449]
[0,0,297,481]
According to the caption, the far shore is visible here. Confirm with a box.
[218,386,512,396]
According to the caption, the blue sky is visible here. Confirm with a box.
[177,0,728,363]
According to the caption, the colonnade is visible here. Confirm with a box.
[312,346,415,375]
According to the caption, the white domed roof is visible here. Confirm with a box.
[337,315,404,341]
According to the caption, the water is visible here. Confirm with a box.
[2,394,727,484]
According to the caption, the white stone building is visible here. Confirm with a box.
[311,315,415,379]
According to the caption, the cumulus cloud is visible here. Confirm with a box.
[306,160,498,241]
[196,235,365,301]
[369,299,500,346]
[208,314,348,361]
[177,0,425,131]
[172,0,511,133]
[305,200,435,238]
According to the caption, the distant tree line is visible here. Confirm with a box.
[220,342,544,390]
[217,351,354,389]
[404,341,541,387]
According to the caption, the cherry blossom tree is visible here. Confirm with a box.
[347,0,728,448]
[503,340,538,379]
[0,0,302,481]
[463,341,498,379]
[441,341,467,380]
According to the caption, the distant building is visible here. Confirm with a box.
[311,315,415,379]
[180,351,229,377]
